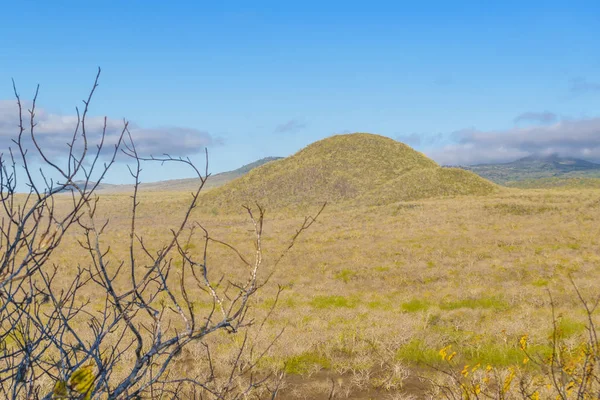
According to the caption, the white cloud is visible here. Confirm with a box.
[0,100,215,160]
[427,118,600,165]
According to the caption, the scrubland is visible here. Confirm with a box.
[42,186,600,398]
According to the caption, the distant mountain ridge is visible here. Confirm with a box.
[509,154,600,169]
[71,157,283,193]
[231,157,283,175]
[51,180,120,193]
[464,154,600,185]
[135,156,284,192]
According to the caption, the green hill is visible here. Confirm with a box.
[202,133,497,210]
[465,154,600,185]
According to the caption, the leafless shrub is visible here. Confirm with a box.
[0,69,325,399]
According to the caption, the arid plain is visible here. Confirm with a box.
[42,142,600,398]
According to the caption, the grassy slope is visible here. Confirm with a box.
[362,167,498,205]
[42,188,600,398]
[202,133,496,210]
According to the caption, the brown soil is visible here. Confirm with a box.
[276,371,431,399]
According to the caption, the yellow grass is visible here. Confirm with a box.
[41,185,600,398]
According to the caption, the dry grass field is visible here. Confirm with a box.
[41,184,600,399]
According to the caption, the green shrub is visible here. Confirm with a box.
[395,339,440,365]
[556,317,586,338]
[401,299,431,313]
[334,268,357,283]
[283,351,331,375]
[310,295,358,309]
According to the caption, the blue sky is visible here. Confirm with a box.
[1,0,599,186]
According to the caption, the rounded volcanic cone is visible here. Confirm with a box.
[202,133,496,210]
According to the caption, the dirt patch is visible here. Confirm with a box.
[276,371,431,399]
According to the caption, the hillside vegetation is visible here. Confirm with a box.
[202,133,497,210]
[465,154,600,185]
